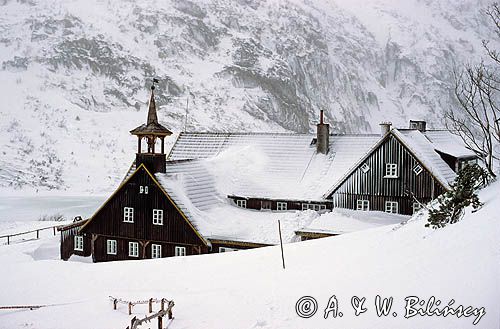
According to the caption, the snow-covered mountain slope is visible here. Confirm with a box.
[0,0,497,193]
[0,179,499,329]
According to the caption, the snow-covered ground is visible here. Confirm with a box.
[0,182,498,329]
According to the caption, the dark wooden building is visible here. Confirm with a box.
[325,127,450,215]
[59,85,480,261]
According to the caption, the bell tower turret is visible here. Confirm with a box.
[130,81,172,173]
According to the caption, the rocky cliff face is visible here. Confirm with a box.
[0,0,496,192]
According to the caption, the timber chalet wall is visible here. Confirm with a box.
[330,134,446,215]
[80,166,208,262]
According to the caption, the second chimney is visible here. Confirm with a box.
[379,122,392,136]
[317,110,330,154]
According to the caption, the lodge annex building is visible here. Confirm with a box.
[59,85,479,262]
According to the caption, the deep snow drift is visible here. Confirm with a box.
[0,181,498,329]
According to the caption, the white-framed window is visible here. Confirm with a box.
[277,202,287,211]
[385,201,399,214]
[361,163,370,173]
[74,235,83,251]
[128,241,139,257]
[175,246,186,257]
[236,199,247,208]
[413,164,423,176]
[356,199,369,211]
[412,202,422,214]
[152,244,162,259]
[107,239,117,255]
[145,186,148,194]
[385,163,398,178]
[219,247,238,253]
[139,186,149,194]
[153,209,164,225]
[302,204,327,211]
[261,201,271,210]
[123,207,134,223]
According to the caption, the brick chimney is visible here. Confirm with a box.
[379,122,392,136]
[316,110,330,154]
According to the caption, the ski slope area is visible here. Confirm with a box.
[0,183,499,329]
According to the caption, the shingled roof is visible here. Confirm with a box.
[130,88,172,136]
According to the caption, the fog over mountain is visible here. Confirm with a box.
[0,0,496,192]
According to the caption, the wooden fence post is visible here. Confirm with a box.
[168,308,173,320]
[158,315,163,329]
[113,299,117,310]
[128,302,132,315]
[53,227,56,235]
[131,316,136,328]
[149,298,153,313]
[160,299,165,311]
[36,230,39,239]
[7,236,9,245]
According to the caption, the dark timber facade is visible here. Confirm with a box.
[328,132,447,215]
[78,165,208,262]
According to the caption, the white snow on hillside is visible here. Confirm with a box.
[0,180,498,329]
[0,0,498,193]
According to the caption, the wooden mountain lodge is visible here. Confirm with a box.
[58,84,480,262]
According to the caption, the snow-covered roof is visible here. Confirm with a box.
[147,129,469,243]
[298,208,408,235]
[155,160,320,244]
[394,129,457,188]
[422,130,477,158]
[168,133,380,200]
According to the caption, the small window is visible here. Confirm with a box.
[151,244,162,259]
[385,201,399,214]
[123,207,134,223]
[261,201,271,210]
[139,186,144,194]
[412,202,422,214]
[74,235,84,251]
[219,247,238,253]
[302,204,326,211]
[356,200,369,211]
[361,163,370,173]
[129,241,139,257]
[236,200,247,208]
[153,209,164,225]
[385,163,398,178]
[107,239,117,255]
[277,202,287,211]
[175,246,186,257]
[145,186,149,194]
[413,164,423,176]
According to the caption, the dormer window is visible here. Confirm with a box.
[361,163,370,173]
[385,163,398,178]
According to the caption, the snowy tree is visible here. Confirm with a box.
[445,3,500,177]
[426,164,489,229]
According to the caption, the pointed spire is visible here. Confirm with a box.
[147,85,158,125]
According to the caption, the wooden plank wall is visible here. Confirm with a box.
[82,167,206,262]
[332,135,446,215]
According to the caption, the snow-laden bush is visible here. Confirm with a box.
[426,164,490,229]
